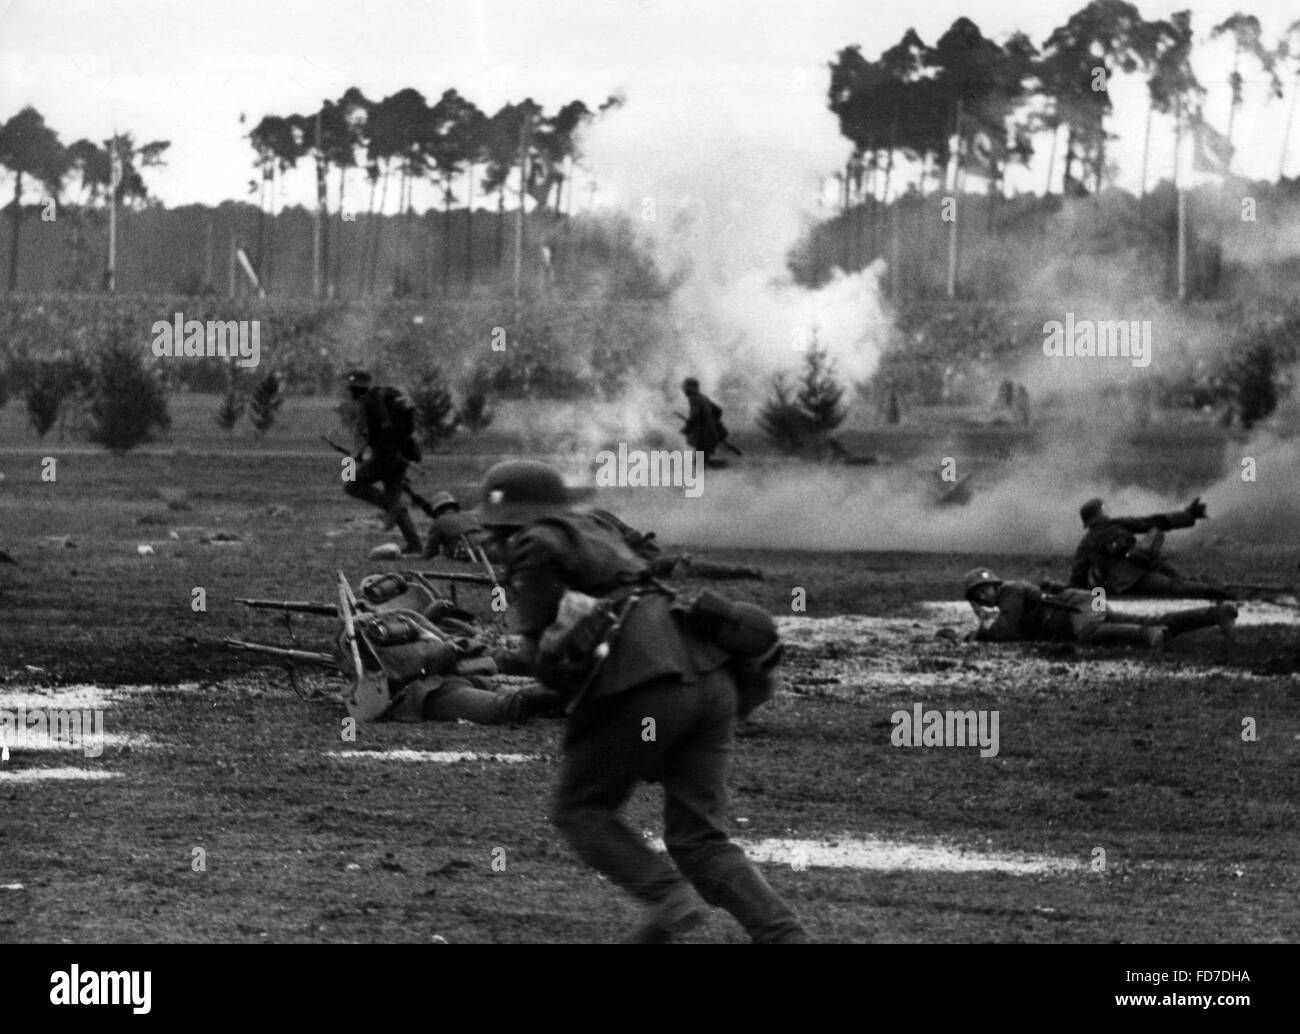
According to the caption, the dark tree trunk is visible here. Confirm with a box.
[7,172,22,292]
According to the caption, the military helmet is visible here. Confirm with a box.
[346,369,372,392]
[478,460,584,527]
[682,377,700,393]
[1080,497,1105,524]
[963,567,1002,596]
[427,491,459,517]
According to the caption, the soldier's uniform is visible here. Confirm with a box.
[481,460,807,944]
[342,370,423,555]
[422,492,490,562]
[681,378,727,466]
[963,569,1234,648]
[587,509,764,581]
[1068,497,1228,599]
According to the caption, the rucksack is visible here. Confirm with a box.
[380,386,416,439]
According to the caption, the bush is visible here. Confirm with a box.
[411,366,460,449]
[758,375,811,454]
[247,371,284,436]
[23,356,95,439]
[89,337,171,454]
[758,344,848,458]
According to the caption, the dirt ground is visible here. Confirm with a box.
[1,399,1297,943]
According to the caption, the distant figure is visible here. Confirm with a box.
[1068,497,1230,599]
[680,378,728,467]
[342,370,424,556]
[885,385,901,425]
[1013,383,1031,426]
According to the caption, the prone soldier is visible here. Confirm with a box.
[342,370,424,557]
[1068,496,1230,599]
[962,567,1236,648]
[478,460,808,944]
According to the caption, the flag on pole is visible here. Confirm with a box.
[1191,116,1234,176]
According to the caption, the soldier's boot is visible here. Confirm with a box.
[392,506,423,556]
[628,883,706,944]
[1161,603,1237,640]
[1089,623,1164,650]
[507,684,565,722]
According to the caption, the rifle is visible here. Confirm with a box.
[413,569,496,586]
[236,598,337,616]
[672,412,743,457]
[321,436,441,520]
[224,638,335,667]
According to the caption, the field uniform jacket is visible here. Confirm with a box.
[425,510,488,560]
[683,393,725,453]
[1068,509,1196,592]
[504,513,730,703]
[973,581,1076,642]
[353,386,417,459]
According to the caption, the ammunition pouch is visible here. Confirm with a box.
[536,590,619,693]
[338,608,459,687]
[682,590,783,716]
[683,590,779,657]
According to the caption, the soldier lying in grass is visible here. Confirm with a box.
[960,567,1237,649]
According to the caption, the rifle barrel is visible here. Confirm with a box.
[414,569,496,586]
[236,598,338,615]
[223,638,336,666]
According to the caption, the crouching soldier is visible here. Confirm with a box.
[478,459,808,944]
[423,492,492,562]
[1069,497,1230,599]
[962,568,1237,648]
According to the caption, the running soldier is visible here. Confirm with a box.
[478,460,807,944]
[962,568,1236,648]
[680,378,728,467]
[342,370,423,556]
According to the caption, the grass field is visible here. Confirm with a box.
[1,393,1297,943]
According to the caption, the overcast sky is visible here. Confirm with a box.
[0,0,1295,212]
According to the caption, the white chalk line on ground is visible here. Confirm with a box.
[645,834,1081,874]
[0,768,122,783]
[326,749,541,764]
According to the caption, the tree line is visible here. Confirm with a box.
[246,88,620,297]
[827,6,1299,208]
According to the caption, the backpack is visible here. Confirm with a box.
[380,386,416,439]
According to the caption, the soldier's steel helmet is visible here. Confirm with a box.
[1079,497,1105,524]
[477,460,587,527]
[963,568,1002,595]
[346,370,372,391]
[427,491,459,516]
[682,377,700,393]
